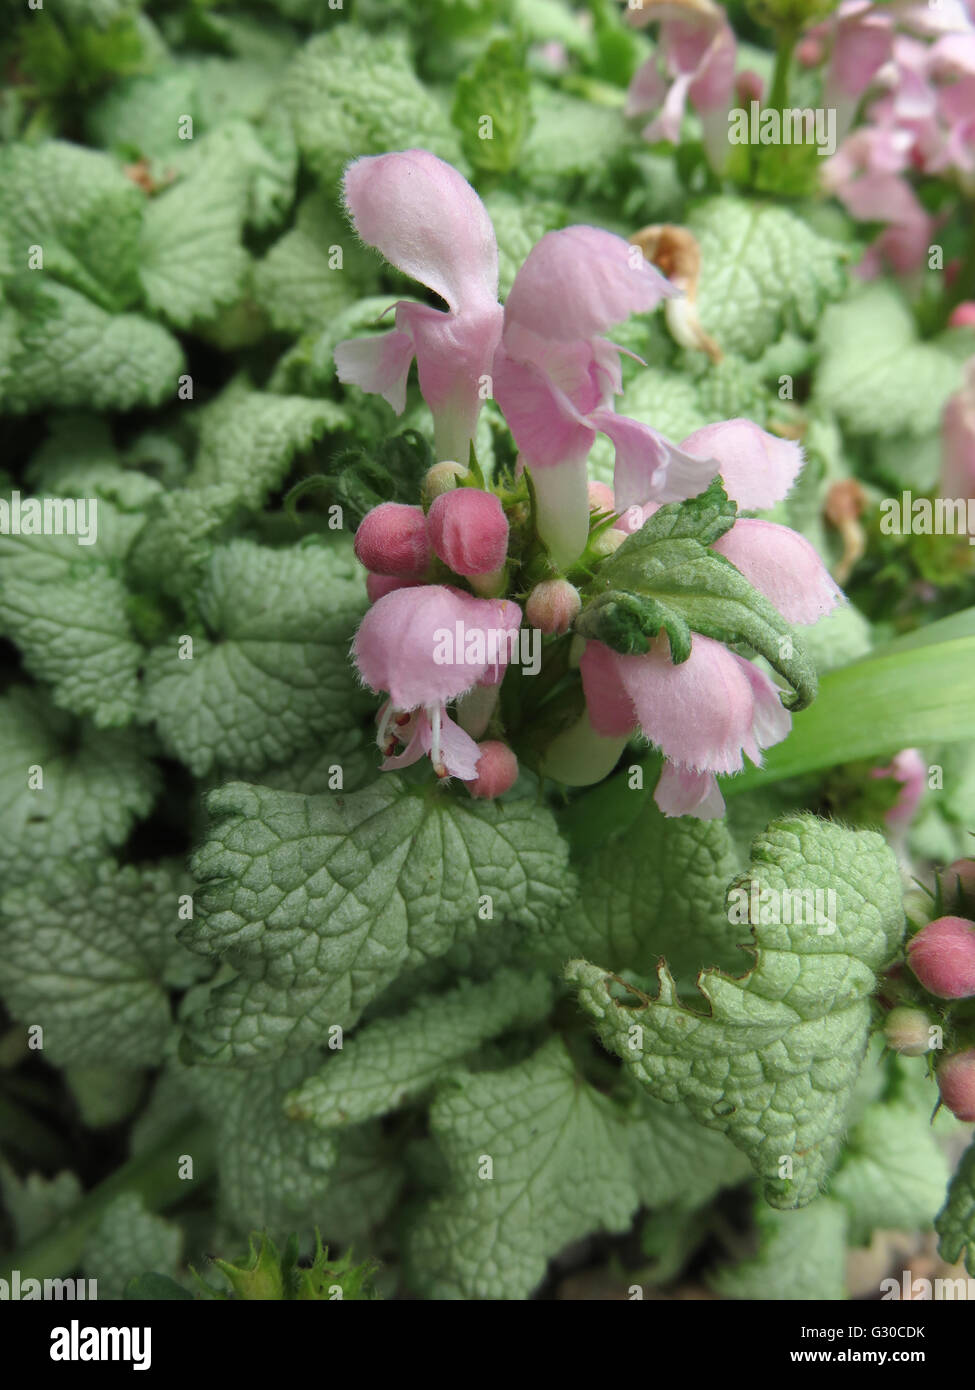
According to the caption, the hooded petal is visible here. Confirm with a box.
[612,632,791,774]
[492,340,596,470]
[334,329,415,413]
[679,419,804,511]
[579,640,639,737]
[654,761,726,818]
[713,518,844,625]
[353,585,522,709]
[343,149,499,311]
[590,408,720,510]
[502,226,676,344]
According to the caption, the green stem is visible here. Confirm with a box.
[0,1118,216,1284]
[766,27,798,119]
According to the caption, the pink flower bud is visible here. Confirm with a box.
[465,740,519,799]
[366,573,417,604]
[949,303,975,329]
[883,1006,933,1057]
[906,915,975,999]
[525,579,581,636]
[427,489,509,576]
[587,481,616,514]
[422,460,469,504]
[937,1048,975,1123]
[354,503,431,576]
[735,69,764,105]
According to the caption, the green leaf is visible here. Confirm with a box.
[253,193,379,335]
[183,776,573,1064]
[814,283,965,439]
[307,1124,406,1246]
[726,623,975,794]
[0,688,159,890]
[65,1065,145,1129]
[689,197,848,359]
[0,1163,82,1246]
[710,1196,848,1300]
[142,538,369,777]
[576,481,817,710]
[178,1055,338,1235]
[830,1101,949,1246]
[936,1138,975,1277]
[190,380,348,509]
[0,564,142,728]
[83,1194,182,1301]
[0,140,143,311]
[282,29,463,188]
[126,482,244,605]
[0,860,201,1067]
[286,969,554,1129]
[452,38,531,174]
[521,89,627,183]
[537,797,745,980]
[138,157,250,328]
[406,1038,638,1299]
[85,66,201,161]
[624,1085,752,1209]
[2,280,184,414]
[567,816,905,1207]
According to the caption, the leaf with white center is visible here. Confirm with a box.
[183,777,573,1065]
[286,969,554,1128]
[2,281,184,414]
[830,1100,949,1246]
[710,1196,848,1300]
[0,859,201,1067]
[82,1194,183,1300]
[567,816,905,1207]
[814,283,966,439]
[531,797,745,980]
[178,1054,338,1235]
[405,1038,638,1300]
[142,537,369,777]
[0,688,159,890]
[689,197,848,358]
[190,380,348,508]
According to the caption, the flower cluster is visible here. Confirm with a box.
[338,150,841,817]
[817,0,975,275]
[886,859,975,1121]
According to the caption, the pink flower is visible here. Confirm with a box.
[525,579,582,635]
[492,225,711,567]
[940,359,975,504]
[626,0,737,173]
[907,914,975,998]
[334,150,503,463]
[937,1047,975,1122]
[824,0,896,140]
[353,584,522,779]
[354,502,431,576]
[712,518,844,625]
[579,632,791,819]
[466,740,520,799]
[872,747,927,830]
[427,489,509,577]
